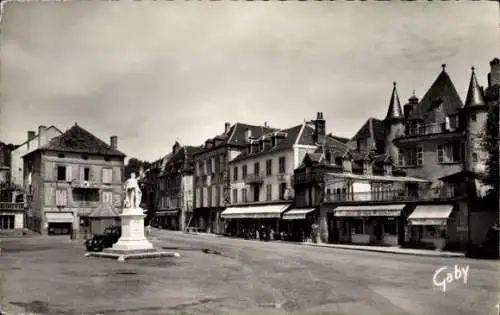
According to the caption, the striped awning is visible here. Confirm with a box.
[408,205,454,226]
[282,208,316,220]
[221,204,291,219]
[333,204,405,217]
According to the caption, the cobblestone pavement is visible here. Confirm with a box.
[0,232,498,315]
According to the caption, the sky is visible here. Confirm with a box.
[0,1,498,162]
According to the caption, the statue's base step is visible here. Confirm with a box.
[85,249,180,261]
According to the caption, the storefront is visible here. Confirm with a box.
[281,208,317,242]
[332,204,406,246]
[155,210,180,230]
[407,204,455,250]
[221,203,291,240]
[45,212,74,236]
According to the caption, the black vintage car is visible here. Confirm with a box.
[85,227,121,252]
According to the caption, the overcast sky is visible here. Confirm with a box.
[0,1,498,162]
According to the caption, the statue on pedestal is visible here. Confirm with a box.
[124,172,142,208]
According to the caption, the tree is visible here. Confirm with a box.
[481,103,499,205]
[124,158,150,179]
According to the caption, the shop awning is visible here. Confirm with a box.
[408,205,454,226]
[333,204,406,217]
[221,204,291,219]
[282,208,316,220]
[45,212,73,223]
[155,210,179,216]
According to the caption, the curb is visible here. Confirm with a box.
[303,242,466,258]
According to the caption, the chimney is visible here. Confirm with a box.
[37,125,47,147]
[489,58,500,87]
[27,131,36,142]
[244,128,252,141]
[313,112,326,143]
[224,122,231,133]
[110,136,118,150]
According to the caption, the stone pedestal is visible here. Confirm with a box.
[109,207,154,252]
[86,206,180,261]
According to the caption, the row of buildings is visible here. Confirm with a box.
[0,58,498,251]
[142,58,499,251]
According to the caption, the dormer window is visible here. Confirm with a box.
[335,157,342,166]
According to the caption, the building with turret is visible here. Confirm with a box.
[293,59,499,250]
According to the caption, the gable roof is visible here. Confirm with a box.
[27,124,125,158]
[410,66,464,121]
[297,124,317,146]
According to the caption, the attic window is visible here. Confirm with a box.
[104,156,111,162]
[82,155,89,160]
[335,157,342,166]
[58,153,65,158]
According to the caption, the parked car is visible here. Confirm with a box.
[85,227,121,252]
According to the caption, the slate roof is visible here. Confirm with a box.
[409,66,464,122]
[314,134,350,158]
[27,124,125,157]
[161,145,201,176]
[327,134,350,144]
[227,123,277,147]
[385,82,404,121]
[194,123,276,155]
[351,118,385,154]
[464,68,486,108]
[230,124,305,163]
[89,203,120,218]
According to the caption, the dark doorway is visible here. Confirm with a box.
[48,223,72,235]
[253,186,260,202]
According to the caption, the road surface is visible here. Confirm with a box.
[0,230,498,315]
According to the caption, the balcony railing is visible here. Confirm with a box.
[324,188,465,203]
[0,202,24,210]
[402,122,459,138]
[244,172,266,184]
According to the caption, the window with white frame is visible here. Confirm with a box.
[400,147,423,166]
[437,142,461,164]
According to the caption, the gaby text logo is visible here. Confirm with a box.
[432,264,469,292]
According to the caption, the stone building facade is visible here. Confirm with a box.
[23,124,125,238]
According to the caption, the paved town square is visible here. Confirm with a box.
[1,230,499,315]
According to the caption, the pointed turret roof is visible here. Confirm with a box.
[385,82,404,121]
[411,64,464,122]
[464,66,486,108]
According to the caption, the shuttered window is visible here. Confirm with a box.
[56,190,68,207]
[102,168,113,184]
